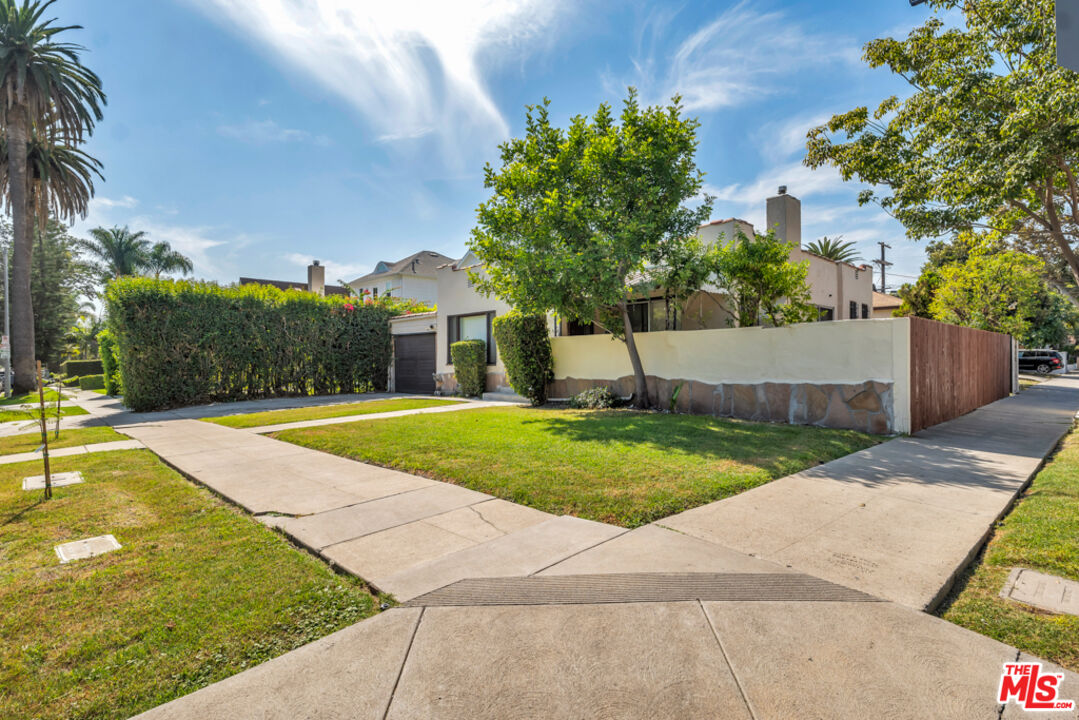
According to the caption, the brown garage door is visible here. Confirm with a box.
[394,333,436,394]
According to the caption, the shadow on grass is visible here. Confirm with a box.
[1,497,44,527]
[518,408,876,477]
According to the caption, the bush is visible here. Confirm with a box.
[450,340,486,397]
[78,374,105,391]
[62,376,80,388]
[61,359,102,376]
[98,328,122,396]
[492,312,553,406]
[105,278,395,412]
[569,386,623,409]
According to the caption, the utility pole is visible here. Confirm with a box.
[873,241,893,294]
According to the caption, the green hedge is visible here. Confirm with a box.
[450,340,486,397]
[62,376,80,388]
[491,312,553,406]
[98,328,121,396]
[61,359,102,376]
[78,374,105,391]
[105,278,395,412]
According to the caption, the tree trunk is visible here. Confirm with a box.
[619,303,650,409]
[8,113,35,393]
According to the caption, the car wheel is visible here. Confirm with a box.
[1037,363,1051,374]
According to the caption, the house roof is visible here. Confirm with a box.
[350,250,455,284]
[873,291,903,309]
[238,277,352,296]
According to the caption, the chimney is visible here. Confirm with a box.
[307,260,325,296]
[766,186,801,248]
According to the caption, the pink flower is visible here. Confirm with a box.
[344,303,355,311]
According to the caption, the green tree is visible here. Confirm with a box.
[0,220,95,369]
[805,0,1079,302]
[804,236,861,263]
[0,0,105,391]
[144,241,194,279]
[469,90,713,408]
[713,229,815,327]
[65,312,102,360]
[929,247,1045,341]
[81,226,151,281]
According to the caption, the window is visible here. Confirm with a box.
[816,306,835,322]
[626,301,649,333]
[373,287,378,299]
[447,312,496,364]
[849,301,857,319]
[567,319,594,336]
[649,298,681,331]
[861,303,869,319]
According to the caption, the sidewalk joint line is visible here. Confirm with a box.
[698,599,759,720]
[381,607,425,720]
[529,526,631,576]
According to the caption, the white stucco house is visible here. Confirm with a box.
[348,250,454,306]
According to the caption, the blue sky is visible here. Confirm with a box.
[71,0,937,291]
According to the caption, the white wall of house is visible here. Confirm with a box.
[435,259,513,380]
[350,273,439,305]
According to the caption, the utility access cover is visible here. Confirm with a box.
[22,470,84,491]
[1001,568,1079,617]
[55,534,121,564]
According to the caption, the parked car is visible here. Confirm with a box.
[1017,349,1064,375]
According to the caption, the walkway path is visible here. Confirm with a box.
[0,438,144,465]
[99,378,1079,717]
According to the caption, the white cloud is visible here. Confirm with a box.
[129,217,228,278]
[218,119,331,146]
[612,1,859,112]
[188,0,570,159]
[282,253,370,285]
[92,195,139,210]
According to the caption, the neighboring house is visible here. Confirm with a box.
[240,260,351,297]
[348,250,454,305]
[872,292,903,319]
[389,187,875,396]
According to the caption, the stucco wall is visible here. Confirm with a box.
[551,318,913,434]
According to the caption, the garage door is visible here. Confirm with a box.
[394,332,436,394]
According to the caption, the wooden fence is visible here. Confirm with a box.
[908,317,1013,434]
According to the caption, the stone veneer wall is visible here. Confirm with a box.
[436,370,509,396]
[548,376,895,435]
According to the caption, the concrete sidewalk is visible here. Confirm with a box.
[659,376,1079,610]
[0,438,144,465]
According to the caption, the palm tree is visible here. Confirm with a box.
[805,236,862,264]
[81,226,151,280]
[144,240,193,279]
[0,0,105,391]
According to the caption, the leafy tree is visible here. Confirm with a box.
[805,0,1079,304]
[0,0,105,391]
[805,236,861,263]
[0,220,95,369]
[65,312,102,360]
[929,246,1045,341]
[81,226,151,281]
[713,229,815,327]
[144,240,194,279]
[470,90,713,408]
[896,233,1001,317]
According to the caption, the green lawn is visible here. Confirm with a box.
[0,389,64,406]
[0,404,88,423]
[0,426,128,456]
[939,425,1079,673]
[274,407,879,527]
[0,451,381,720]
[202,397,464,429]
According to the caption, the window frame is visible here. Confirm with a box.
[447,311,496,365]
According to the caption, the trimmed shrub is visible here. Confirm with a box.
[98,328,122,396]
[62,376,80,388]
[106,278,395,412]
[569,386,622,409]
[450,340,486,397]
[78,374,105,391]
[61,359,102,376]
[492,312,553,406]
